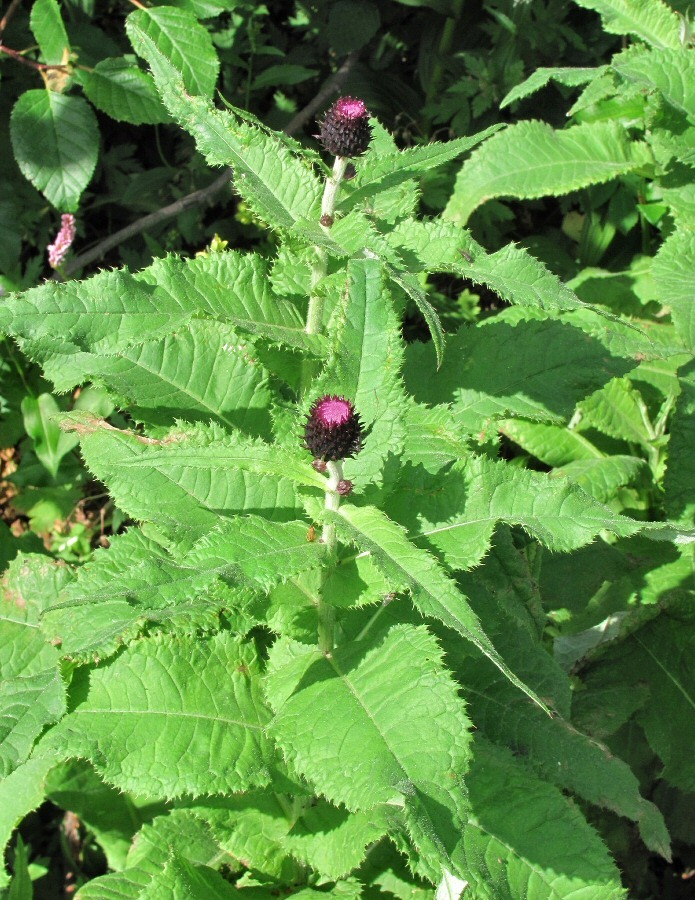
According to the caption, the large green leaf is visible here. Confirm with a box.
[664,359,695,524]
[501,67,604,108]
[80,58,169,125]
[29,0,69,64]
[386,455,642,571]
[459,740,626,898]
[0,253,320,391]
[404,319,632,429]
[554,455,647,503]
[0,757,57,891]
[313,259,407,490]
[580,376,656,447]
[127,6,220,98]
[444,120,651,226]
[332,503,548,711]
[0,555,71,777]
[578,600,695,794]
[127,26,322,231]
[40,529,247,662]
[571,0,682,50]
[10,90,99,212]
[41,633,274,798]
[76,810,222,899]
[389,219,592,314]
[183,517,326,591]
[652,229,695,353]
[337,125,503,215]
[60,416,316,538]
[140,853,240,899]
[81,319,274,434]
[265,624,473,878]
[448,531,670,860]
[613,45,695,123]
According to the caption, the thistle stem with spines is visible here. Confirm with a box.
[304,156,348,338]
[317,459,343,654]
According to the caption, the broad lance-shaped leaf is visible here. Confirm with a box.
[126,6,219,98]
[40,529,249,663]
[185,793,388,882]
[571,0,682,50]
[501,66,604,108]
[388,218,621,318]
[314,258,407,490]
[500,418,603,467]
[59,414,319,537]
[30,0,69,65]
[653,229,695,353]
[265,624,474,878]
[444,120,651,226]
[664,358,695,525]
[387,266,445,368]
[387,455,642,572]
[448,532,670,860]
[330,504,549,712]
[0,757,57,891]
[183,517,325,591]
[0,555,71,776]
[401,402,470,474]
[10,90,99,212]
[552,455,646,504]
[336,124,504,214]
[0,670,65,780]
[580,378,655,448]
[40,633,273,798]
[70,319,274,434]
[184,792,307,882]
[128,24,321,231]
[578,599,695,795]
[404,318,632,429]
[0,254,322,390]
[138,853,240,899]
[453,740,626,898]
[76,809,223,899]
[612,45,695,123]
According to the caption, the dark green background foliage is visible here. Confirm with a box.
[1,0,694,898]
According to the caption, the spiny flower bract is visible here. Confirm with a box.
[319,96,372,158]
[304,395,363,462]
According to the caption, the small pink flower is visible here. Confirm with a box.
[47,214,76,269]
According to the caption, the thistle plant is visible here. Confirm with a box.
[1,5,695,897]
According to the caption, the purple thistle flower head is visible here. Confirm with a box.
[319,96,372,158]
[304,395,363,462]
[47,214,76,269]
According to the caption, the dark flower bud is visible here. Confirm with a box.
[320,213,334,227]
[304,395,363,462]
[319,97,372,159]
[336,479,354,497]
[312,459,328,473]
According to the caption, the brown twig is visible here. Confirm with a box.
[62,51,360,276]
[63,171,234,276]
[0,0,23,35]
[0,42,70,70]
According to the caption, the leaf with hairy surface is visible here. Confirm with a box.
[40,633,274,798]
[444,121,651,226]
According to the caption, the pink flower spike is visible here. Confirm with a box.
[47,214,76,269]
